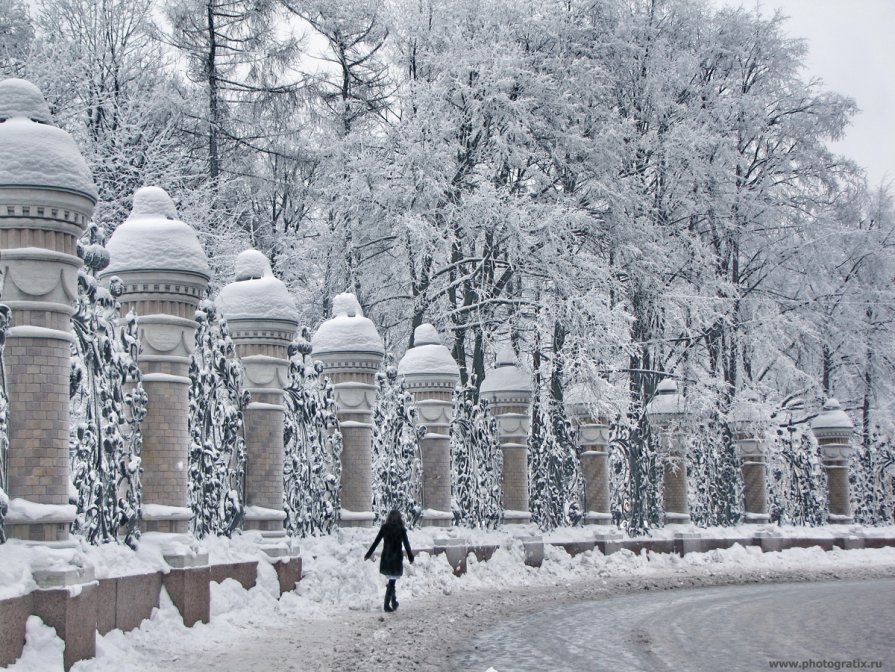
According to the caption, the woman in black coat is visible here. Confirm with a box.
[364,509,414,612]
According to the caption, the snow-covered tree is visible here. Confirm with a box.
[768,425,827,526]
[0,0,32,77]
[0,303,10,544]
[528,392,584,531]
[69,224,147,547]
[609,411,663,536]
[450,379,502,529]
[850,428,895,526]
[188,300,248,538]
[687,418,744,528]
[371,363,424,526]
[283,328,343,536]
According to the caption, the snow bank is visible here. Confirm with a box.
[15,523,890,672]
[103,187,210,278]
[5,616,64,672]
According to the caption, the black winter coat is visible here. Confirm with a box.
[365,521,414,576]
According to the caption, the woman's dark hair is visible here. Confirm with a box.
[386,509,403,526]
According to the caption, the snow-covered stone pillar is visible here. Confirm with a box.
[730,390,770,524]
[481,347,532,525]
[646,379,690,525]
[101,187,210,533]
[398,324,459,527]
[810,398,855,524]
[311,293,383,527]
[566,383,612,526]
[217,250,297,532]
[0,79,97,542]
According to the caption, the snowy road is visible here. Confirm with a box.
[451,579,895,672]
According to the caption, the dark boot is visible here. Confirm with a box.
[383,583,394,612]
[390,584,399,611]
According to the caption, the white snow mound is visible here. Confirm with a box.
[398,325,459,377]
[0,118,97,200]
[129,186,178,220]
[217,275,297,322]
[234,249,272,281]
[332,292,363,317]
[103,187,210,278]
[311,314,384,355]
[0,79,52,123]
[481,346,530,394]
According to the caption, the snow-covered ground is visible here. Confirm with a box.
[4,526,895,671]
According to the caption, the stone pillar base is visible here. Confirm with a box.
[664,512,691,525]
[743,512,771,524]
[434,538,468,576]
[258,542,303,594]
[339,509,375,528]
[502,511,532,526]
[142,505,191,534]
[584,511,613,526]
[421,510,454,528]
[31,565,98,671]
[521,535,544,567]
[5,500,75,543]
[243,506,286,533]
[162,552,210,627]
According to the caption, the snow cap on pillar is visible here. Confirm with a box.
[216,249,297,322]
[480,345,531,397]
[645,378,685,421]
[729,388,768,434]
[102,186,211,278]
[397,323,459,377]
[311,292,384,355]
[0,78,97,201]
[565,381,597,419]
[810,398,854,438]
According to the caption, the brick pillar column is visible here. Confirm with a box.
[646,379,690,525]
[0,79,97,542]
[481,347,532,525]
[311,293,383,528]
[566,383,612,526]
[398,324,459,527]
[217,250,297,532]
[730,389,769,524]
[810,398,855,524]
[101,187,210,533]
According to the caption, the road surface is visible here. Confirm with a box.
[451,579,895,671]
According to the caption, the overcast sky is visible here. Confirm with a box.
[714,0,894,188]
